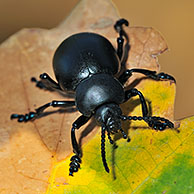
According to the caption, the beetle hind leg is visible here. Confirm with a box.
[114,18,129,60]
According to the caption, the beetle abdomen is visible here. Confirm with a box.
[53,33,120,91]
[75,73,125,116]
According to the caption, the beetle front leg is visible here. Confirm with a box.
[124,88,174,130]
[119,68,176,85]
[69,115,91,176]
[125,88,148,117]
[11,100,75,122]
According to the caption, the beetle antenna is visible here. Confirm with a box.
[101,125,109,173]
[120,115,174,131]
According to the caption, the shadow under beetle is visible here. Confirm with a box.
[11,19,175,176]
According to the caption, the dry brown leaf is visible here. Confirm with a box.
[0,0,170,193]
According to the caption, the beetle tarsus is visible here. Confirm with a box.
[10,101,75,122]
[31,73,62,91]
[69,155,81,176]
[145,116,174,131]
[114,18,129,31]
[10,112,36,122]
[31,77,46,89]
[69,115,91,175]
[154,72,176,82]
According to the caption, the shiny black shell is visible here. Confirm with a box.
[53,32,120,91]
[75,74,125,116]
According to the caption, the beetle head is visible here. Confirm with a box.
[94,103,122,133]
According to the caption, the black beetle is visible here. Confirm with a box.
[11,19,175,176]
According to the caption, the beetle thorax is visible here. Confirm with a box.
[75,73,125,117]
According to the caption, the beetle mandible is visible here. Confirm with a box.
[11,19,175,176]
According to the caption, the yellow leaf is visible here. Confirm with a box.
[1,0,193,193]
[46,80,194,193]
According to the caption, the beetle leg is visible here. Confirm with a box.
[69,115,91,176]
[123,89,174,130]
[31,73,62,91]
[114,18,129,60]
[125,88,148,117]
[116,36,124,60]
[10,100,75,122]
[118,68,176,85]
[144,116,174,130]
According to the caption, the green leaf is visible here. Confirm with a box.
[46,80,194,193]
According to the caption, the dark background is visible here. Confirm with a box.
[0,0,193,120]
